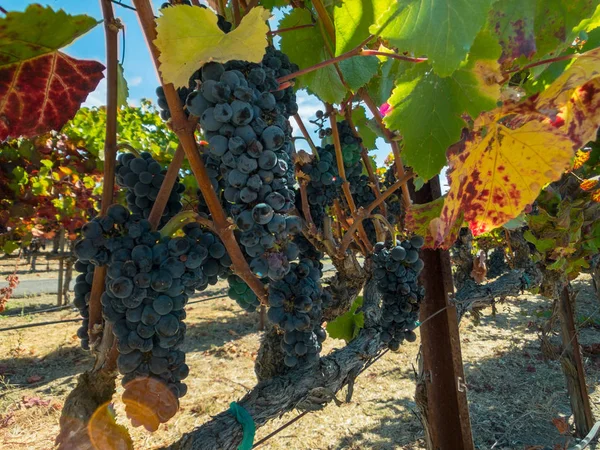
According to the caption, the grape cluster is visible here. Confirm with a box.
[115,152,184,227]
[294,234,324,276]
[372,236,425,351]
[74,203,230,429]
[73,259,94,350]
[267,259,327,367]
[189,51,301,282]
[227,274,260,312]
[156,5,232,122]
[299,145,342,228]
[486,247,508,279]
[95,208,229,430]
[383,164,403,225]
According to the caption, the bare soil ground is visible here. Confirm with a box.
[1,274,600,450]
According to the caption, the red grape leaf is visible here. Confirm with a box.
[0,5,104,140]
[0,52,104,140]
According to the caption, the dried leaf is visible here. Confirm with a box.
[552,416,569,434]
[471,250,487,283]
[580,176,600,191]
[26,375,43,384]
[573,149,592,169]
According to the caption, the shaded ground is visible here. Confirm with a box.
[0,275,599,449]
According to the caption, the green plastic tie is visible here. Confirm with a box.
[414,320,421,328]
[229,401,255,450]
[522,273,531,288]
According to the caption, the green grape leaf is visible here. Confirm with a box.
[535,0,598,58]
[338,55,379,91]
[326,296,365,343]
[333,0,389,55]
[260,0,288,9]
[116,63,129,108]
[0,5,104,140]
[279,9,345,104]
[489,0,598,64]
[0,5,100,63]
[2,241,19,255]
[384,31,501,180]
[366,45,410,105]
[351,106,378,151]
[371,0,495,76]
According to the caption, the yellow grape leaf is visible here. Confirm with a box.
[155,6,270,88]
[559,78,600,148]
[537,47,600,110]
[435,117,576,247]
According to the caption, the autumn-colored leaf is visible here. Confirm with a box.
[580,175,600,191]
[537,47,600,109]
[26,375,43,384]
[405,197,463,249]
[471,251,487,283]
[559,79,600,148]
[21,396,50,408]
[435,116,575,246]
[573,149,592,169]
[552,416,569,435]
[592,189,600,203]
[155,5,270,88]
[0,6,104,140]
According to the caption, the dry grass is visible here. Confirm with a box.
[1,276,600,449]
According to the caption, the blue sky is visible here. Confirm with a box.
[6,0,393,163]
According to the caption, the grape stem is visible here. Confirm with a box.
[268,23,316,35]
[338,169,414,256]
[298,180,318,236]
[359,89,412,210]
[327,104,373,253]
[132,0,268,303]
[115,142,141,157]
[88,0,120,348]
[147,143,185,229]
[159,210,201,238]
[293,113,319,157]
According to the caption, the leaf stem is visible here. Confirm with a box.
[132,0,267,303]
[268,23,316,35]
[89,0,120,347]
[360,49,428,63]
[311,0,335,44]
[502,53,579,74]
[277,43,425,85]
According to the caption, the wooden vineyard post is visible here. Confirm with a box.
[558,283,594,436]
[413,176,474,450]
